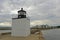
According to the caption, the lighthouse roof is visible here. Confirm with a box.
[18,8,26,13]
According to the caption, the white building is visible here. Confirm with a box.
[11,8,30,37]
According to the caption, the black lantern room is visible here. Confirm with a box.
[18,8,26,18]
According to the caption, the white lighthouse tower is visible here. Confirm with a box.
[12,8,30,37]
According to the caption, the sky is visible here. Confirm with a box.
[0,0,60,27]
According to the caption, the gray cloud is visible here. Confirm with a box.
[0,0,60,26]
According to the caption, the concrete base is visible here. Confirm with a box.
[11,18,30,37]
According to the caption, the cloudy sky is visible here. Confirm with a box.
[0,0,60,26]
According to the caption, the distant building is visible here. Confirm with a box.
[31,24,50,29]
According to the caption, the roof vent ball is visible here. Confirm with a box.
[21,8,23,10]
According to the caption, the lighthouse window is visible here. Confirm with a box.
[20,12,24,15]
[18,12,23,15]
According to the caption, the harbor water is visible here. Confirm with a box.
[41,29,60,40]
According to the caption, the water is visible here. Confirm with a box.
[41,29,60,40]
[0,30,11,34]
[0,29,60,40]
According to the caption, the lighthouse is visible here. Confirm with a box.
[11,8,30,37]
